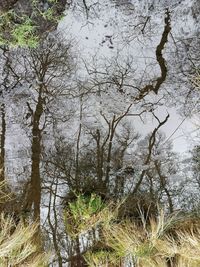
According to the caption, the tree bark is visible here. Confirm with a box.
[31,89,43,221]
[25,87,43,222]
[0,104,5,182]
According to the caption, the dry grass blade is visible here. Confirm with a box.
[84,250,121,267]
[65,196,200,267]
[191,72,200,88]
[0,214,49,266]
[100,210,200,267]
[0,180,12,204]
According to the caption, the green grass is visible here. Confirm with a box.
[64,194,116,238]
[0,11,38,47]
[11,18,38,48]
[0,1,64,48]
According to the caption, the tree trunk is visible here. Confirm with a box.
[0,103,5,182]
[25,88,43,223]
[31,90,43,221]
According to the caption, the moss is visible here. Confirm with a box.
[0,0,67,47]
[0,11,38,47]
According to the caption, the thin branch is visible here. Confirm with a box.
[132,114,170,194]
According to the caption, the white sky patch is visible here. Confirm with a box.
[57,0,199,153]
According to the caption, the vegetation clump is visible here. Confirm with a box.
[63,194,200,267]
[0,182,49,266]
[64,193,116,238]
[0,0,66,47]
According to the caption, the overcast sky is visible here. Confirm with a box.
[57,0,199,154]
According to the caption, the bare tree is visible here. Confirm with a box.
[10,35,75,222]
